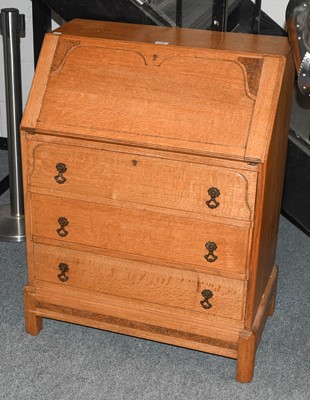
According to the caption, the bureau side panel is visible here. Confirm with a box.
[245,51,295,328]
[21,34,59,131]
[21,131,36,285]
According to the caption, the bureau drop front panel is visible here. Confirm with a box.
[21,20,294,382]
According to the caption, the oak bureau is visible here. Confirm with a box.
[21,19,294,382]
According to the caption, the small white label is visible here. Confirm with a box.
[53,32,62,35]
[155,41,169,45]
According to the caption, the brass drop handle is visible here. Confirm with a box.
[54,163,67,184]
[206,187,220,209]
[57,263,69,282]
[204,241,218,263]
[200,289,213,310]
[57,217,69,237]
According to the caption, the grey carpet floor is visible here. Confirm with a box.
[0,149,309,399]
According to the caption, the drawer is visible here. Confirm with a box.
[33,243,246,321]
[31,193,250,274]
[29,143,256,221]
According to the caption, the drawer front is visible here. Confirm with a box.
[33,243,246,321]
[32,193,250,274]
[29,143,256,221]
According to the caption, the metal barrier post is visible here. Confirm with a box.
[0,8,25,242]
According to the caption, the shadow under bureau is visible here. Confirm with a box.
[21,19,294,382]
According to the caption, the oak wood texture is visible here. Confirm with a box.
[21,20,294,382]
[31,193,250,275]
[33,243,246,321]
[28,141,257,222]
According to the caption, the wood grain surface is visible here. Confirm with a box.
[21,19,294,382]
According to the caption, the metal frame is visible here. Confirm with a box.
[0,137,7,150]
[32,0,51,66]
[212,0,262,32]
[176,0,183,27]
[0,175,9,197]
[0,138,9,197]
[212,0,228,31]
[253,0,262,34]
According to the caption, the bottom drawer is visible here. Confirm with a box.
[33,243,246,321]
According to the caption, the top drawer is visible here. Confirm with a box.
[28,143,257,222]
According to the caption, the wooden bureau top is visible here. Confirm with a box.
[55,19,291,58]
[22,19,294,163]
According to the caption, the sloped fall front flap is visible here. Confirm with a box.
[24,23,287,162]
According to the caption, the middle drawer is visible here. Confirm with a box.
[31,193,250,274]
